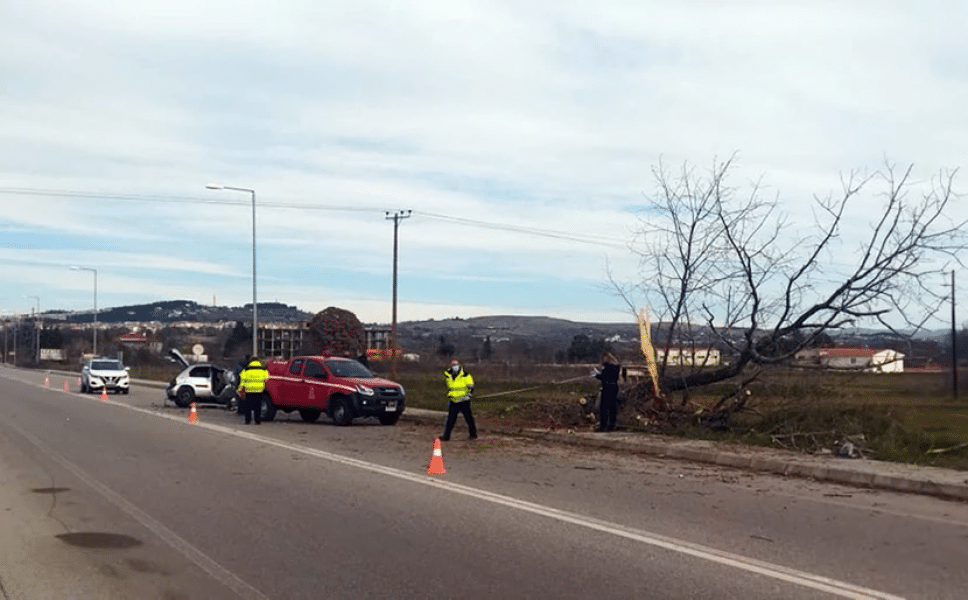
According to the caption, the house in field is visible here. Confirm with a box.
[117,331,163,353]
[794,347,905,373]
[655,346,721,367]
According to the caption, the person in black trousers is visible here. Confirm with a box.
[237,357,269,425]
[442,359,477,441]
[595,351,626,432]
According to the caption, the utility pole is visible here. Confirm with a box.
[26,296,40,364]
[952,270,958,402]
[385,210,411,379]
[34,307,39,364]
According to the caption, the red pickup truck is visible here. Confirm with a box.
[262,355,406,426]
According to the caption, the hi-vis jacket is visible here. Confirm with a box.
[444,368,475,402]
[238,359,269,394]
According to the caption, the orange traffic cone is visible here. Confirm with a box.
[99,388,108,402]
[77,377,81,387]
[62,381,69,392]
[188,402,198,423]
[426,437,446,474]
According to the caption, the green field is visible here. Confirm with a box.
[392,364,968,470]
[133,361,968,470]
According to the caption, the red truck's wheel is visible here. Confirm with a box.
[261,396,277,422]
[329,397,353,426]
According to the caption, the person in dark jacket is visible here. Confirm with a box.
[230,354,250,414]
[233,355,250,382]
[594,351,626,432]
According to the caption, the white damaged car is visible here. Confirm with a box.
[165,348,238,408]
[81,357,130,394]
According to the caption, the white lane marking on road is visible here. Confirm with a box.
[4,421,270,600]
[12,374,906,600]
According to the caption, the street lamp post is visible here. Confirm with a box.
[206,184,258,358]
[71,266,98,355]
[24,295,39,364]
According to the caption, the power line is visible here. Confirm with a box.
[415,211,628,248]
[0,187,372,212]
[0,186,629,249]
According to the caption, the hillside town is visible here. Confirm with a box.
[1,299,958,373]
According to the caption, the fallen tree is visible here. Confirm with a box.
[614,157,967,427]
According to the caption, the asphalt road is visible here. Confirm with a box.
[1,367,966,600]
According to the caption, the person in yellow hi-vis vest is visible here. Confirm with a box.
[237,357,269,425]
[442,359,477,441]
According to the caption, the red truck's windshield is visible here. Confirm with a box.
[325,359,373,378]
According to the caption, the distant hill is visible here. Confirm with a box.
[47,302,642,337]
[397,315,642,346]
[46,300,948,350]
[53,300,313,324]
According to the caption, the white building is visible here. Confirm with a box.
[794,347,905,373]
[655,346,721,367]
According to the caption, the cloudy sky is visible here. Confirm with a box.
[1,1,966,326]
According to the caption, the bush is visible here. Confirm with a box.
[304,307,364,356]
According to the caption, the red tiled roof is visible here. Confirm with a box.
[818,348,884,357]
[117,333,148,342]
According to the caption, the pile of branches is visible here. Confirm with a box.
[622,384,697,429]
[622,377,756,432]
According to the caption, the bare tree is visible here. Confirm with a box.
[617,157,966,417]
